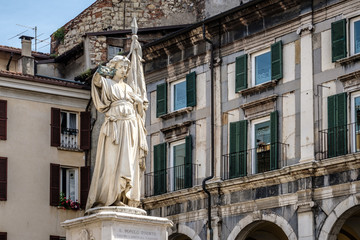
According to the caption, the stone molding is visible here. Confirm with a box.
[240,94,277,119]
[338,69,360,91]
[160,120,192,141]
[337,53,360,65]
[239,80,277,96]
[159,107,193,120]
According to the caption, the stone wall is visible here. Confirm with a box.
[51,0,203,55]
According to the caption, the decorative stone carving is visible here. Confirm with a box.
[240,94,277,119]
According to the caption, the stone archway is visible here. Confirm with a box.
[319,194,360,240]
[168,224,202,240]
[227,212,297,240]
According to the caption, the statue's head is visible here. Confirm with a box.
[107,55,131,80]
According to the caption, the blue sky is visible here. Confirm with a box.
[0,0,96,53]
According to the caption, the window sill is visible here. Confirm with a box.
[57,206,81,211]
[57,147,83,152]
[337,53,360,65]
[159,106,193,120]
[238,80,277,96]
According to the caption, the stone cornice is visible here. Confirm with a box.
[240,94,278,110]
[338,69,360,83]
[239,80,277,96]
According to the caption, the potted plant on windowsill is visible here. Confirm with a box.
[59,192,80,210]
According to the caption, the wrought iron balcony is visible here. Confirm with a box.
[60,128,79,149]
[222,142,288,180]
[318,122,360,160]
[144,163,199,197]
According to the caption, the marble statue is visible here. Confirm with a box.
[86,18,148,210]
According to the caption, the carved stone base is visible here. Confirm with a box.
[62,207,173,240]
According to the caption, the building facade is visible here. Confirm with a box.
[0,37,91,240]
[141,0,360,239]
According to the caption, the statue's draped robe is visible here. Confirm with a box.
[86,76,145,210]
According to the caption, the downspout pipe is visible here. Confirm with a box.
[6,52,13,71]
[202,23,215,240]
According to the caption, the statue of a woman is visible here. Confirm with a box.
[86,50,148,210]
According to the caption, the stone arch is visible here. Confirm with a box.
[227,211,297,240]
[168,224,202,240]
[318,194,360,240]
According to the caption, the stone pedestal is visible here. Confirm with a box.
[61,207,173,240]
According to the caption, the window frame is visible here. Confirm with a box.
[170,78,187,112]
[351,91,360,152]
[60,110,79,149]
[108,45,124,60]
[169,139,186,191]
[350,16,360,56]
[60,166,79,202]
[251,48,271,86]
[250,116,270,174]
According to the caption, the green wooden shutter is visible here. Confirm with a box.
[235,55,247,92]
[186,72,196,107]
[154,143,167,195]
[327,93,347,158]
[271,41,283,80]
[184,135,192,188]
[229,120,247,178]
[327,95,336,158]
[336,92,347,156]
[270,111,279,170]
[331,19,347,62]
[156,83,167,117]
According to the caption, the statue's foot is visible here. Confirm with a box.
[112,200,126,207]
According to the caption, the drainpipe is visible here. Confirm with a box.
[202,23,215,240]
[6,52,13,71]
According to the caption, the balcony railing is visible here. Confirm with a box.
[144,163,199,197]
[60,128,79,149]
[318,122,360,160]
[222,142,288,180]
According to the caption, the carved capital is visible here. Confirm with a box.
[296,201,316,213]
[296,23,315,35]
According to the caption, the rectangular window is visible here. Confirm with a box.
[0,157,7,201]
[170,140,186,191]
[252,50,271,85]
[0,232,7,240]
[0,100,7,140]
[171,80,187,111]
[60,167,79,202]
[108,45,123,60]
[60,111,78,149]
[254,121,271,174]
[350,17,360,56]
[351,93,360,152]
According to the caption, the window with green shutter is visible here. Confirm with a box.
[331,19,347,62]
[154,143,167,195]
[156,83,167,117]
[229,120,247,178]
[328,92,347,157]
[186,72,196,107]
[235,55,247,92]
[271,41,283,80]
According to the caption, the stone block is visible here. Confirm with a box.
[62,207,173,240]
